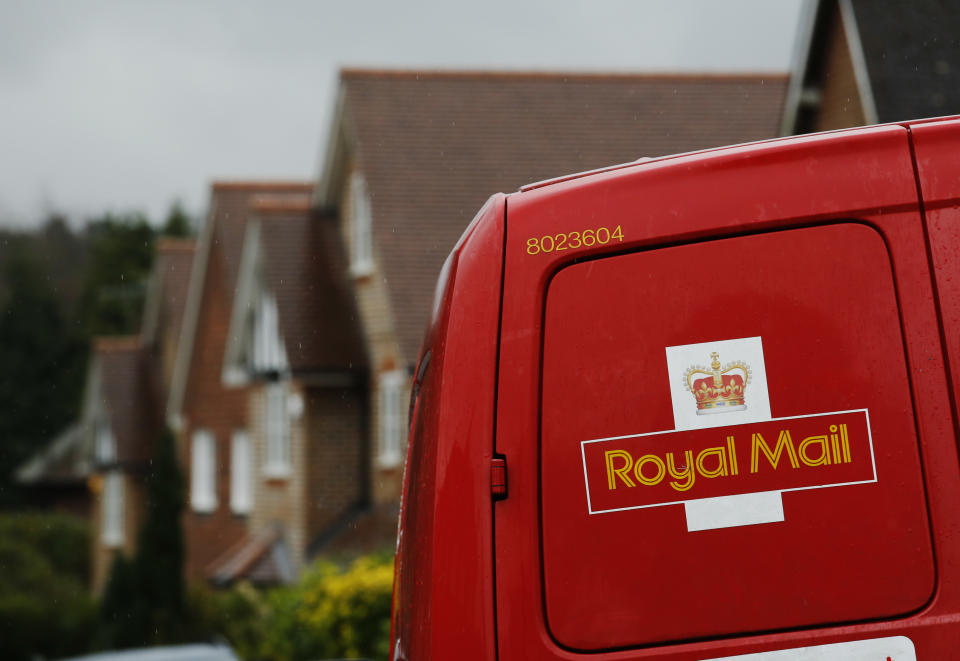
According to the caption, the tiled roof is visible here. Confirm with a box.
[340,70,788,361]
[167,182,315,419]
[255,204,367,373]
[308,502,399,558]
[207,525,295,586]
[154,238,195,359]
[18,336,166,485]
[95,338,162,466]
[15,422,90,485]
[851,0,960,122]
[208,182,314,299]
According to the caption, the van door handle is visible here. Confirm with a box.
[491,456,507,500]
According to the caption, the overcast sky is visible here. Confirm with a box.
[0,0,805,229]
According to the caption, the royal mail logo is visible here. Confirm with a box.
[684,351,752,415]
[581,336,875,531]
[581,409,875,514]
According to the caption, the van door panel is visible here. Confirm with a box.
[541,224,932,649]
[495,125,951,659]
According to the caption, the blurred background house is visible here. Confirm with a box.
[784,0,960,133]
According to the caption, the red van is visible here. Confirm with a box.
[392,117,960,660]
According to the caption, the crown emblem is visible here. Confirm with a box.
[683,352,751,415]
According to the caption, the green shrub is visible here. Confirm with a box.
[0,514,95,660]
[261,555,394,661]
[187,581,269,661]
[0,511,90,582]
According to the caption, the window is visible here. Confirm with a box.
[264,382,291,477]
[101,471,124,546]
[349,172,373,275]
[378,370,407,467]
[230,430,252,514]
[190,429,217,512]
[251,289,287,374]
[95,421,116,464]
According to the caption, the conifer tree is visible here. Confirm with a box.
[97,552,145,649]
[97,427,186,648]
[133,426,186,643]
[161,201,192,237]
[0,250,86,505]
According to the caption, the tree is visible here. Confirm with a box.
[97,552,144,650]
[133,426,186,643]
[161,201,193,237]
[96,427,186,648]
[39,214,89,315]
[79,213,155,335]
[0,250,87,506]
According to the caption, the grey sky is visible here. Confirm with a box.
[0,0,804,228]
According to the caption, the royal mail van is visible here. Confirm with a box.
[392,118,960,661]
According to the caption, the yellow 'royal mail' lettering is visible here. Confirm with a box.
[667,450,696,491]
[751,430,799,473]
[602,423,855,494]
[605,450,635,489]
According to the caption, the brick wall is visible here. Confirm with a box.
[305,385,367,541]
[180,242,249,580]
[247,381,367,570]
[339,162,409,505]
[247,381,307,570]
[815,2,867,131]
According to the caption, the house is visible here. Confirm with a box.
[84,337,163,591]
[17,238,196,592]
[782,0,960,134]
[167,182,363,582]
[313,69,790,517]
[16,336,158,593]
[209,196,367,583]
[18,337,160,593]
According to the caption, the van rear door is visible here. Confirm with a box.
[494,125,946,659]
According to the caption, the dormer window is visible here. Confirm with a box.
[349,172,373,276]
[250,289,287,375]
[95,421,116,465]
[223,220,289,386]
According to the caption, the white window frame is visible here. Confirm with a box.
[190,429,217,512]
[378,370,407,468]
[264,381,291,478]
[251,288,288,374]
[349,172,373,276]
[230,430,252,514]
[95,421,116,464]
[101,470,124,547]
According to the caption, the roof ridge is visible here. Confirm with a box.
[340,68,789,83]
[211,181,314,192]
[156,237,196,252]
[93,336,141,352]
[252,198,313,214]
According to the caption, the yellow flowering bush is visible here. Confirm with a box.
[261,554,394,661]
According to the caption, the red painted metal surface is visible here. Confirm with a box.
[911,118,960,449]
[541,224,932,649]
[391,194,504,661]
[394,118,960,660]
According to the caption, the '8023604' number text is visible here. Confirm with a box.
[525,225,624,255]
